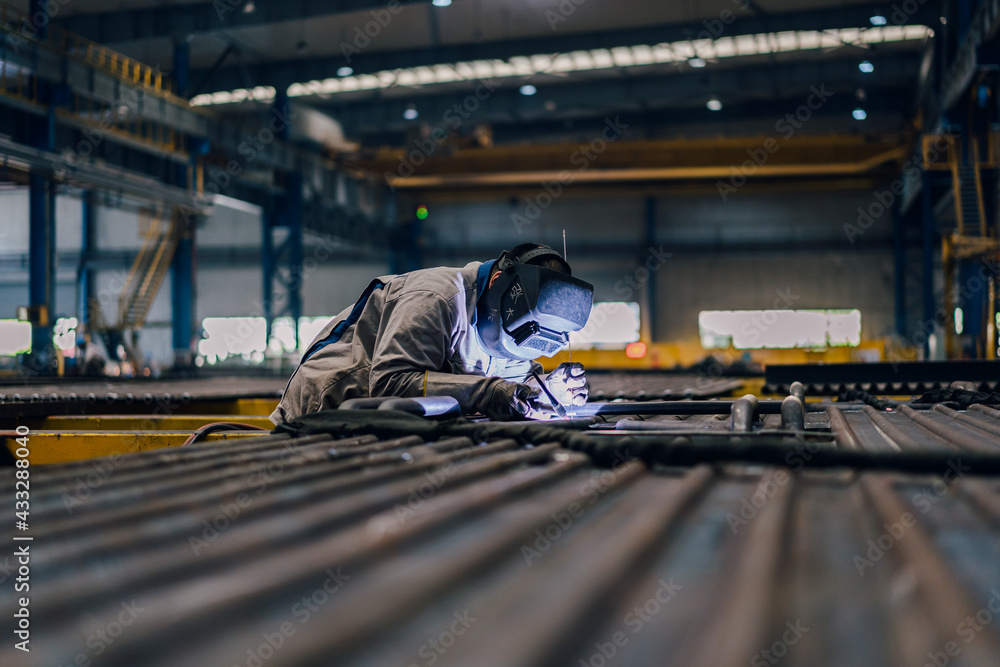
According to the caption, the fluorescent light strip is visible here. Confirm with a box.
[190,26,932,106]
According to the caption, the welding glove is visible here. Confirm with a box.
[475,379,539,421]
[543,362,588,406]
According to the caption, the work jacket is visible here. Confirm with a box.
[270,260,540,424]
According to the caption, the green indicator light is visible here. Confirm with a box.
[416,205,429,220]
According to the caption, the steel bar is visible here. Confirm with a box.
[22,441,553,622]
[562,432,1000,475]
[569,399,829,418]
[21,435,426,517]
[898,405,1000,453]
[669,469,794,667]
[437,466,716,667]
[77,458,646,667]
[860,405,958,452]
[933,404,1000,438]
[971,404,1000,420]
[27,436,481,540]
[859,474,1000,665]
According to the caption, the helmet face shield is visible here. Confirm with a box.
[478,259,594,361]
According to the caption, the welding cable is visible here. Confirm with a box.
[181,422,268,447]
[837,389,898,411]
[913,388,1000,408]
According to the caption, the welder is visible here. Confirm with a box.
[270,243,594,423]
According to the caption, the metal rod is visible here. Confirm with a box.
[564,228,572,364]
[531,370,567,418]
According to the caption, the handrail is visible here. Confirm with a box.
[0,0,200,108]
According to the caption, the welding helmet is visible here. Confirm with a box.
[476,246,594,360]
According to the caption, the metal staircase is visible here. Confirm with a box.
[119,207,178,332]
[954,162,986,237]
[89,207,179,370]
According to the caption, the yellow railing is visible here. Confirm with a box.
[0,1,184,101]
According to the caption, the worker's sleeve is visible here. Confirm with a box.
[368,291,500,411]
[512,360,545,383]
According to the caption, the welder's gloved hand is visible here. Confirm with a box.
[544,362,588,406]
[476,380,539,421]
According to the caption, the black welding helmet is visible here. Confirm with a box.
[476,246,594,360]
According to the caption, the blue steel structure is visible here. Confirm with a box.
[921,171,937,344]
[26,0,55,371]
[892,205,906,338]
[77,191,95,328]
[644,196,658,343]
[171,42,197,368]
[262,90,305,348]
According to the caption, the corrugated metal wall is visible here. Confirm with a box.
[420,188,895,342]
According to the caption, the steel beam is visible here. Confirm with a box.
[939,0,1000,116]
[52,0,437,45]
[171,226,196,367]
[893,204,906,336]
[263,172,304,344]
[27,46,56,368]
[644,195,657,342]
[77,190,95,327]
[922,171,937,351]
[173,40,190,98]
[27,171,52,358]
[765,360,1000,385]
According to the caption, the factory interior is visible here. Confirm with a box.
[3,0,1000,665]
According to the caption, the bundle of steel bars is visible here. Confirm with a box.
[2,381,1000,667]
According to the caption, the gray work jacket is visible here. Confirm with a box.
[270,261,539,423]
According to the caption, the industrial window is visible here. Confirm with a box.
[197,317,268,365]
[570,302,641,349]
[0,320,32,355]
[698,309,861,350]
[198,316,334,364]
[266,316,330,353]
